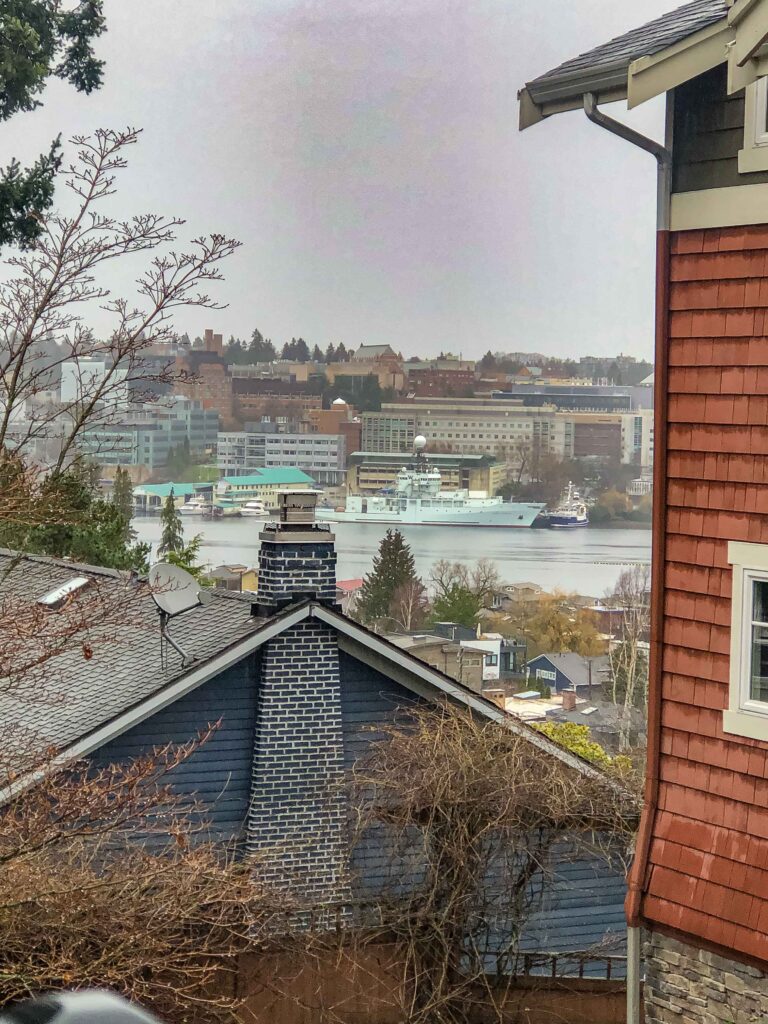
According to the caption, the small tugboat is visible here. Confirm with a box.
[542,482,589,529]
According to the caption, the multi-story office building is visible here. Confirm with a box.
[60,358,129,409]
[362,399,654,469]
[79,397,218,470]
[217,431,346,486]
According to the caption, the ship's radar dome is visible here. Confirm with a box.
[414,435,427,451]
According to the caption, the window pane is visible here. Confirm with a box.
[751,623,768,703]
[754,580,768,625]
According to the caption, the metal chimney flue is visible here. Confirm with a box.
[277,490,318,525]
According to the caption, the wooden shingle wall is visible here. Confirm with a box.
[646,224,768,961]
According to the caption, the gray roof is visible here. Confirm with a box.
[526,0,727,106]
[0,551,634,801]
[353,344,398,359]
[529,652,611,689]
[0,551,263,754]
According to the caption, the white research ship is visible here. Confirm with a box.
[316,437,545,528]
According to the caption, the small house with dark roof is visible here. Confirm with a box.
[528,653,611,696]
[521,0,768,1018]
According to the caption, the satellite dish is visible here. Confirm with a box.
[148,562,202,617]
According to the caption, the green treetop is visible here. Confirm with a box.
[158,490,184,556]
[357,529,422,629]
[1,0,106,250]
[0,462,149,572]
[111,466,134,545]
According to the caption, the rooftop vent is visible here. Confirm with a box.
[38,576,92,609]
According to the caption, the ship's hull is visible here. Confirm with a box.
[316,503,545,528]
[545,514,589,529]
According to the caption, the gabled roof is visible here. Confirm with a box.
[0,551,630,798]
[529,652,611,689]
[352,344,399,360]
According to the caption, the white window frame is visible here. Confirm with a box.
[724,542,768,740]
[738,77,768,174]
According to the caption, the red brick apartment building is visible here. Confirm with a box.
[522,2,768,1021]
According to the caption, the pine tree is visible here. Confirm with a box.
[311,344,324,363]
[325,343,336,363]
[247,329,276,363]
[357,529,422,629]
[158,490,184,556]
[111,466,134,546]
[336,341,349,362]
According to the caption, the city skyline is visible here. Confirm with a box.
[2,0,673,359]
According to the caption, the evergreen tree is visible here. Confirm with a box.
[247,329,276,363]
[111,466,134,546]
[293,337,311,362]
[479,350,497,372]
[336,341,349,362]
[158,490,184,556]
[311,344,324,363]
[0,463,149,572]
[0,1,106,251]
[325,343,336,363]
[357,529,422,628]
[164,533,212,585]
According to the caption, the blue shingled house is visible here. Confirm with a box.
[0,498,632,991]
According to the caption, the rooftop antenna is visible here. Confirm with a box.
[148,562,211,668]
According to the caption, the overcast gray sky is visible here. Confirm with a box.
[3,0,677,359]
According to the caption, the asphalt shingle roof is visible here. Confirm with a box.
[529,653,610,689]
[527,0,728,104]
[0,551,264,754]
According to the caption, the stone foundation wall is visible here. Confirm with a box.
[646,931,768,1023]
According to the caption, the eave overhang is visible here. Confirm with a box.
[519,0,768,131]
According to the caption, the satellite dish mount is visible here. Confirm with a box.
[148,562,207,669]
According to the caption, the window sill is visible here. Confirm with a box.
[738,146,768,174]
[723,709,768,741]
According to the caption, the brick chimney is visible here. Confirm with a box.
[247,488,350,915]
[562,690,577,712]
[254,492,337,614]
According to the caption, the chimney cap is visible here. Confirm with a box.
[276,489,319,525]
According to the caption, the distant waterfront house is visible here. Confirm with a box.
[205,564,258,593]
[335,577,363,615]
[132,481,203,513]
[521,0,768,1017]
[215,468,314,509]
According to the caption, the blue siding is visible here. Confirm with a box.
[528,655,577,693]
[339,650,423,770]
[89,658,259,842]
[338,651,627,966]
[521,844,628,975]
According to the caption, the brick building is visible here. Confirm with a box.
[522,1,768,1020]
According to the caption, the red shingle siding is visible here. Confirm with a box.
[646,225,768,963]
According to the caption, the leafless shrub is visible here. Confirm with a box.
[331,702,637,1024]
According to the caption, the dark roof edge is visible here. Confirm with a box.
[0,547,124,581]
[525,59,631,107]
